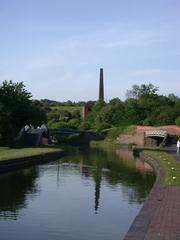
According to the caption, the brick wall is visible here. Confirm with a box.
[117,125,180,146]
[137,125,180,135]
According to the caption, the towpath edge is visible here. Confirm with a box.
[0,150,65,173]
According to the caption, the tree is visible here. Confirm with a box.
[124,98,142,124]
[96,98,125,127]
[86,100,105,128]
[126,84,159,99]
[0,80,46,146]
[168,94,180,103]
[175,116,180,127]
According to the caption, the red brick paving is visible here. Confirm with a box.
[124,153,180,240]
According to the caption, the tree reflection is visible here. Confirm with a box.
[61,147,156,209]
[0,167,38,219]
[0,147,156,219]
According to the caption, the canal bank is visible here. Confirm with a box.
[0,148,65,173]
[124,148,180,240]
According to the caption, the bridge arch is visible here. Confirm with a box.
[144,130,168,146]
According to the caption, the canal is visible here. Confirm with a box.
[0,147,155,240]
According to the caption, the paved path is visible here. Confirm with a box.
[124,145,180,240]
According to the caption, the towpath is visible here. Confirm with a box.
[124,145,180,240]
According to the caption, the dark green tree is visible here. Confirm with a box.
[86,100,105,129]
[176,116,180,126]
[0,80,46,146]
[126,83,159,99]
[124,98,142,124]
[96,98,125,127]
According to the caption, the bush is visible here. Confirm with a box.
[96,122,111,132]
[79,122,90,130]
[142,118,152,126]
[68,119,80,129]
[175,116,180,126]
[48,120,69,129]
[103,127,124,141]
[122,125,137,135]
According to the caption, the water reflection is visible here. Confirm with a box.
[0,167,38,220]
[0,147,155,218]
[115,148,153,172]
[56,147,155,212]
[0,147,155,240]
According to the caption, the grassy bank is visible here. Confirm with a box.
[0,147,62,161]
[50,105,82,113]
[143,150,180,186]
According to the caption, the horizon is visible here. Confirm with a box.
[34,80,178,103]
[0,0,180,101]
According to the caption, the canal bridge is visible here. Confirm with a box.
[145,130,168,146]
[49,128,104,141]
[49,128,84,135]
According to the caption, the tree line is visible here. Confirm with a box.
[85,84,180,131]
[0,80,180,146]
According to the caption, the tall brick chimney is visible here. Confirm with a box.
[99,68,104,101]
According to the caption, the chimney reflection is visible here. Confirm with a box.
[94,169,101,214]
[79,157,102,214]
[80,159,90,177]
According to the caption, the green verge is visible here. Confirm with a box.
[0,147,62,161]
[143,150,180,186]
[50,105,82,113]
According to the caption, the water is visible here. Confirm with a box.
[0,147,155,240]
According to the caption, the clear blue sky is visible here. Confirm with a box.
[0,0,180,101]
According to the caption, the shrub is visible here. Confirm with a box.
[79,122,90,130]
[175,116,180,126]
[68,119,80,129]
[104,127,124,140]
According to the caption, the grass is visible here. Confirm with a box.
[93,125,137,145]
[122,125,137,135]
[143,150,180,186]
[101,127,125,142]
[0,146,62,161]
[50,105,82,113]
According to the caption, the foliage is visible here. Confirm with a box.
[126,83,159,99]
[40,99,84,107]
[175,116,180,126]
[79,121,90,130]
[96,98,125,127]
[0,80,46,146]
[1,80,179,146]
[101,127,125,142]
[81,84,180,133]
[124,85,180,127]
[124,98,142,124]
[122,125,137,135]
[47,120,70,129]
[86,99,105,128]
[41,83,180,136]
[68,118,81,129]
[46,102,82,130]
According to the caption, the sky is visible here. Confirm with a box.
[0,0,180,101]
